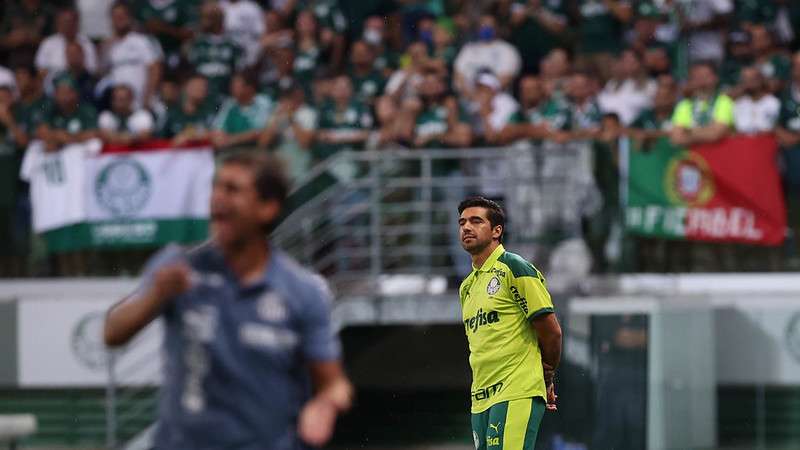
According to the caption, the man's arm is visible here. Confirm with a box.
[532,313,562,380]
[298,361,354,447]
[103,264,190,347]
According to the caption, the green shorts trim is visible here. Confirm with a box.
[470,397,546,450]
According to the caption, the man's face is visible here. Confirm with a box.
[296,11,317,35]
[419,74,443,99]
[111,87,133,115]
[210,164,280,247]
[230,76,253,103]
[331,77,353,104]
[351,42,373,67]
[185,77,208,102]
[111,6,132,35]
[751,26,771,54]
[690,65,717,93]
[55,84,78,111]
[740,68,761,95]
[459,207,500,255]
[57,10,79,38]
[568,75,591,103]
[65,42,85,71]
[520,77,543,106]
[14,69,33,94]
[653,86,674,111]
[200,3,223,32]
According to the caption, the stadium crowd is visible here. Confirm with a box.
[2,0,800,276]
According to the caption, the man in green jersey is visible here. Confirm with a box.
[458,196,562,450]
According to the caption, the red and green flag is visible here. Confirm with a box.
[626,135,786,245]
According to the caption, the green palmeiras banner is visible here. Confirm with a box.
[626,135,786,246]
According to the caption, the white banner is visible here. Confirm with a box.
[17,296,163,387]
[20,140,214,233]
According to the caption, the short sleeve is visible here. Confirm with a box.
[299,276,341,362]
[510,271,555,320]
[713,95,734,127]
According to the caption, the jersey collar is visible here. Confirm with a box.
[474,243,505,272]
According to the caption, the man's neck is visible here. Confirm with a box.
[471,241,500,270]
[21,89,41,104]
[222,236,270,284]
[695,89,715,101]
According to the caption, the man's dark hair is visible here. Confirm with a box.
[234,69,260,89]
[690,60,718,74]
[221,152,289,207]
[458,196,506,240]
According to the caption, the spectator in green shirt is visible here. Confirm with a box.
[185,1,244,103]
[37,74,98,151]
[509,0,568,74]
[98,84,156,145]
[136,0,195,68]
[257,83,316,182]
[362,15,401,77]
[669,62,734,146]
[161,74,215,145]
[571,0,633,80]
[347,40,386,105]
[751,24,791,94]
[12,64,46,145]
[211,70,274,150]
[314,75,373,163]
[629,82,677,150]
[499,75,571,144]
[565,71,603,139]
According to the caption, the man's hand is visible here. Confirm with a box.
[546,382,557,411]
[298,397,338,447]
[150,264,192,302]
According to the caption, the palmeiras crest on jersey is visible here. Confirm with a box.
[785,313,800,363]
[487,276,501,295]
[95,157,151,217]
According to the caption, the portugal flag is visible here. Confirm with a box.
[626,135,786,245]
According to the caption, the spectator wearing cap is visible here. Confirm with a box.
[186,1,244,104]
[509,0,568,74]
[37,74,98,152]
[347,41,387,106]
[571,0,633,80]
[0,0,54,66]
[46,41,98,107]
[474,70,519,145]
[136,0,195,69]
[100,2,163,107]
[220,0,265,67]
[669,62,734,146]
[751,24,791,94]
[257,83,316,182]
[211,70,274,150]
[674,0,733,64]
[733,66,780,134]
[598,50,657,126]
[35,8,98,79]
[98,84,156,145]
[161,74,215,145]
[453,14,521,94]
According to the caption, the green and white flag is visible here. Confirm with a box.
[21,139,214,252]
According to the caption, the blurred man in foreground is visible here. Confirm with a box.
[104,153,353,450]
[458,196,561,450]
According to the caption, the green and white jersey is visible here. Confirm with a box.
[186,34,244,98]
[757,54,791,82]
[294,45,322,93]
[213,94,274,134]
[14,95,47,136]
[135,0,195,56]
[415,103,450,148]
[631,108,672,131]
[300,0,347,33]
[348,69,386,104]
[569,100,602,131]
[160,101,216,138]
[43,103,98,134]
[514,97,572,132]
[459,244,554,413]
[780,86,800,134]
[672,93,734,128]
[576,0,628,54]
[314,100,373,160]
